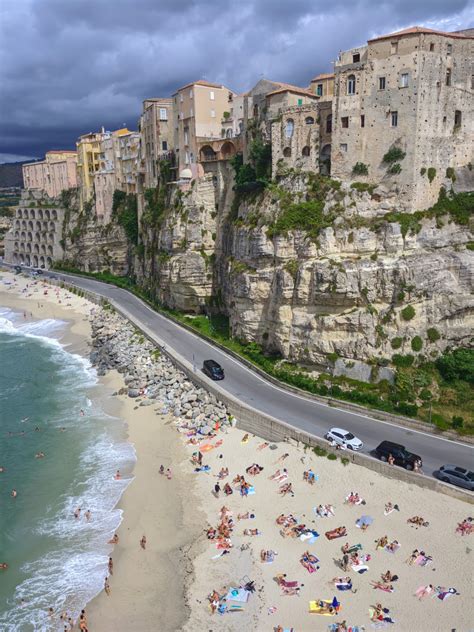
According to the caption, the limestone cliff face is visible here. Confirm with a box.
[221,175,473,374]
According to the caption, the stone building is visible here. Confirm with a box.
[22,151,77,198]
[309,72,335,99]
[271,103,320,177]
[116,131,140,195]
[137,97,175,190]
[172,80,236,178]
[331,26,474,210]
[4,190,64,269]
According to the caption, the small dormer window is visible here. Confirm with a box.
[353,53,360,63]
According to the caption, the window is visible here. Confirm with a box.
[285,118,294,138]
[341,116,349,128]
[180,93,183,102]
[378,76,386,90]
[210,109,216,117]
[189,89,193,99]
[430,43,435,52]
[184,128,189,145]
[471,75,474,90]
[305,116,315,125]
[190,107,194,117]
[185,151,190,164]
[210,90,215,100]
[391,111,398,127]
[360,114,365,127]
[162,141,168,151]
[302,146,310,156]
[347,74,356,95]
[297,98,303,106]
[326,114,332,133]
[400,73,409,88]
[340,143,348,152]
[391,41,398,55]
[352,53,360,63]
[446,69,452,86]
[316,83,323,96]
[454,110,462,128]
[447,43,452,55]
[158,108,167,121]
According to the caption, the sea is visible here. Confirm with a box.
[0,305,136,631]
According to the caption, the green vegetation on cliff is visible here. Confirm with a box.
[112,190,138,244]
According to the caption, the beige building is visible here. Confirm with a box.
[117,131,140,194]
[173,80,236,178]
[309,73,335,99]
[138,97,175,190]
[22,151,77,198]
[331,26,474,210]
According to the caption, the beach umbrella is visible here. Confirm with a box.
[357,515,374,527]
[331,596,340,608]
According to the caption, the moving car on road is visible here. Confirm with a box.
[325,427,363,450]
[374,440,422,470]
[202,359,225,380]
[435,464,474,491]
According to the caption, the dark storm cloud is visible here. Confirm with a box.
[0,0,472,161]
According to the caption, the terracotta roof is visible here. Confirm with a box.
[368,26,474,42]
[266,81,319,99]
[311,73,335,81]
[174,79,232,93]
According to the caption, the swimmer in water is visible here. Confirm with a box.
[0,563,8,570]
[74,507,81,519]
[35,452,45,459]
[85,510,91,521]
[11,489,17,499]
[114,470,121,480]
[108,534,119,544]
[80,409,85,416]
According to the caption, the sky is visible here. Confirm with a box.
[0,0,472,163]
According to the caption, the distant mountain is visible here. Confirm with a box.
[0,161,25,188]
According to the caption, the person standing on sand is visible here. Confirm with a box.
[159,465,164,475]
[104,576,111,596]
[108,557,114,575]
[166,468,172,479]
[140,535,147,549]
[214,482,221,497]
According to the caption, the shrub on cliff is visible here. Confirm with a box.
[401,305,415,321]
[436,348,474,384]
[411,336,423,352]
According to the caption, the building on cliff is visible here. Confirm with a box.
[331,26,474,210]
[22,151,78,198]
[309,73,335,174]
[172,80,237,178]
[137,97,175,191]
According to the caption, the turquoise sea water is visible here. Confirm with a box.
[0,307,135,631]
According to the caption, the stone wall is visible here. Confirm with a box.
[271,104,320,177]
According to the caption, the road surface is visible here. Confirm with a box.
[5,266,473,481]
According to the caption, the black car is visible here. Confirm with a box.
[436,464,474,491]
[374,440,422,470]
[202,359,224,380]
[14,265,22,274]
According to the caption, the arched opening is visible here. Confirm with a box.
[225,129,233,138]
[33,255,38,267]
[46,257,53,268]
[34,232,40,241]
[38,210,43,219]
[26,243,32,253]
[17,210,22,218]
[25,254,31,266]
[30,210,35,219]
[220,141,236,159]
[47,245,53,256]
[45,210,51,220]
[14,231,19,239]
[39,256,45,268]
[52,210,58,220]
[14,242,19,250]
[48,233,55,244]
[41,244,46,254]
[21,220,27,229]
[19,254,25,264]
[347,74,356,95]
[15,220,21,229]
[20,231,26,240]
[36,221,42,230]
[283,147,292,157]
[199,145,217,162]
[49,221,55,230]
[305,116,315,125]
[302,146,311,157]
[320,143,332,175]
[28,220,33,230]
[27,232,33,241]
[20,243,25,252]
[285,119,294,138]
[13,253,18,264]
[326,114,332,134]
[34,244,39,254]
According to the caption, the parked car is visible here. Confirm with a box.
[14,266,22,274]
[374,440,422,470]
[325,427,363,450]
[436,464,474,491]
[34,268,43,274]
[202,359,224,380]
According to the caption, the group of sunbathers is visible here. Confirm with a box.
[303,469,317,484]
[206,506,235,548]
[314,504,335,518]
[246,463,264,475]
[260,549,277,563]
[407,515,429,527]
[232,474,251,496]
[456,516,473,536]
[371,570,398,591]
[344,491,365,506]
[300,550,320,573]
[406,548,432,566]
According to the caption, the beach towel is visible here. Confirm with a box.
[415,555,432,567]
[200,444,214,452]
[415,585,433,599]
[248,486,256,495]
[194,465,211,472]
[309,601,337,615]
[351,563,369,574]
[335,582,352,591]
[226,588,250,603]
[347,544,362,554]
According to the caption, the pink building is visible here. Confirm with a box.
[22,151,78,198]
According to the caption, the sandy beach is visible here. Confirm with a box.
[1,269,473,632]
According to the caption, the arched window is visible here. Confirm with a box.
[283,147,292,157]
[305,116,315,125]
[285,119,294,138]
[347,74,356,95]
[302,146,311,157]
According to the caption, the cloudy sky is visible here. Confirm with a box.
[0,0,472,163]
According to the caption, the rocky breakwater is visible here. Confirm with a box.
[89,307,233,433]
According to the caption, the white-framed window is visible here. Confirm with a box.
[190,107,194,117]
[391,111,398,127]
[210,91,215,100]
[189,89,193,99]
[378,76,386,90]
[347,74,356,95]
[159,108,167,121]
[210,109,216,117]
[180,93,183,102]
[400,73,409,88]
[185,151,190,164]
[340,143,348,152]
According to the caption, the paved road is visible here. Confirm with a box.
[7,266,474,480]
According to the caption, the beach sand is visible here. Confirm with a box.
[2,270,473,632]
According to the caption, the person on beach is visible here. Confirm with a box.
[108,534,119,544]
[166,468,172,479]
[140,535,147,549]
[11,489,17,498]
[159,465,164,475]
[108,557,114,575]
[214,482,221,497]
[80,409,85,416]
[104,576,111,596]
[114,470,121,480]
[388,453,395,466]
[85,510,91,521]
[74,507,81,519]
[47,607,54,618]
